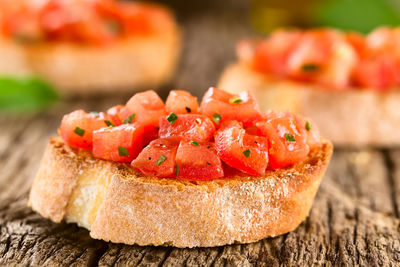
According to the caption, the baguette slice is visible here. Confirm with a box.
[218,63,400,147]
[0,25,181,94]
[29,137,332,248]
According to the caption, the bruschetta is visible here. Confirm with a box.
[0,0,181,93]
[29,88,333,247]
[218,27,400,146]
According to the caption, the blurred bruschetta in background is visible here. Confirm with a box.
[0,0,181,94]
[218,27,400,146]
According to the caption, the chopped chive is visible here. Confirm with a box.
[90,111,99,117]
[104,120,114,127]
[118,146,129,157]
[229,96,243,104]
[176,164,180,176]
[212,113,222,125]
[123,113,136,124]
[167,113,178,124]
[190,141,199,146]
[155,155,167,166]
[285,133,296,141]
[185,107,192,113]
[243,149,251,158]
[305,121,311,131]
[74,127,85,137]
[301,63,319,72]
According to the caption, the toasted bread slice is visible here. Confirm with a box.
[28,137,332,248]
[0,26,181,94]
[218,63,400,147]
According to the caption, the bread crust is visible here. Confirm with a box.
[218,63,400,147]
[29,137,332,247]
[0,26,181,93]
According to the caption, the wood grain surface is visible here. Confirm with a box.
[1,0,400,266]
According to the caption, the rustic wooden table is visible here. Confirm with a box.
[1,0,400,266]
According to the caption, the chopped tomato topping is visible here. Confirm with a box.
[93,124,144,162]
[200,87,263,127]
[256,111,309,169]
[159,114,215,142]
[59,110,108,149]
[215,121,269,176]
[107,105,125,126]
[165,90,199,114]
[119,90,166,128]
[175,140,224,180]
[131,138,179,177]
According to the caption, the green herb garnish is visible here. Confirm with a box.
[167,113,178,124]
[176,165,180,176]
[243,149,251,158]
[305,121,311,131]
[212,113,222,125]
[104,120,115,127]
[229,96,243,104]
[285,133,296,141]
[156,155,167,166]
[118,146,130,157]
[74,127,85,137]
[301,63,319,72]
[123,113,136,124]
[190,141,199,146]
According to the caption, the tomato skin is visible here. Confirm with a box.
[59,110,108,149]
[92,124,144,162]
[120,90,166,128]
[165,90,199,114]
[131,138,179,177]
[215,121,269,176]
[253,30,302,76]
[256,111,309,169]
[175,140,224,180]
[200,87,263,127]
[106,105,125,126]
[159,114,215,142]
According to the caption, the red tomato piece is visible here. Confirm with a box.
[256,111,309,169]
[175,140,224,180]
[141,124,159,146]
[159,114,215,142]
[199,87,263,127]
[252,30,302,76]
[59,110,108,149]
[119,90,166,128]
[107,105,125,125]
[165,90,199,114]
[92,124,144,162]
[215,121,269,176]
[131,138,179,177]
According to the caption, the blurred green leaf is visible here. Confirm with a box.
[315,0,400,33]
[0,76,58,112]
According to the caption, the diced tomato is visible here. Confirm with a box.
[107,105,125,125]
[199,87,263,127]
[346,31,367,57]
[159,114,215,142]
[59,110,108,149]
[141,124,159,146]
[215,121,269,176]
[119,90,166,128]
[286,29,357,89]
[131,138,179,177]
[293,115,321,148]
[256,111,309,169]
[165,90,199,114]
[92,124,144,162]
[253,30,302,76]
[353,55,398,90]
[175,140,224,180]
